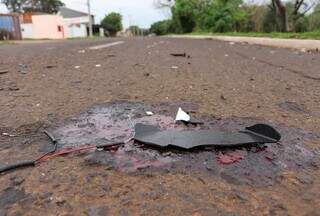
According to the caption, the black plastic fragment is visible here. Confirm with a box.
[134,123,281,149]
[170,53,186,57]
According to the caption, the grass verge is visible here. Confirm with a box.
[186,31,320,40]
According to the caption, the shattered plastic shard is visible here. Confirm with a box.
[146,111,154,116]
[175,107,190,122]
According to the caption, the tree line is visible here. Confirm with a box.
[2,0,64,13]
[150,0,320,35]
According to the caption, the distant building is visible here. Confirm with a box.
[20,7,94,39]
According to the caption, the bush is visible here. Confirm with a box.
[150,20,172,35]
[101,12,123,36]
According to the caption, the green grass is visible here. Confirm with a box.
[186,31,320,40]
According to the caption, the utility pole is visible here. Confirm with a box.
[87,0,93,37]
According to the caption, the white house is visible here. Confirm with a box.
[20,7,94,39]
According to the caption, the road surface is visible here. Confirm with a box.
[0,37,319,215]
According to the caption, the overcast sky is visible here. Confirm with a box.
[0,0,171,29]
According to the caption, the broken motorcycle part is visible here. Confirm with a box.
[134,123,281,149]
[0,131,57,174]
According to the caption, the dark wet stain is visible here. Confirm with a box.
[0,187,27,208]
[50,101,320,187]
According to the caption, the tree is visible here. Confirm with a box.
[271,0,319,32]
[101,12,123,36]
[1,0,64,13]
[309,4,320,30]
[129,25,139,35]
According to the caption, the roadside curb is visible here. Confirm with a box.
[169,35,320,50]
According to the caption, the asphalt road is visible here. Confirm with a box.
[0,37,319,215]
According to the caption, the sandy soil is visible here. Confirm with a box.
[0,37,319,216]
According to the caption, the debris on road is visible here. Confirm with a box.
[146,111,154,116]
[171,52,186,57]
[220,95,227,100]
[170,52,191,58]
[45,65,56,69]
[175,107,190,122]
[175,107,203,125]
[2,132,16,137]
[133,123,281,149]
[0,70,9,75]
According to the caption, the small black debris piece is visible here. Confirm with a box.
[134,123,281,149]
[170,53,186,57]
[0,70,9,75]
[46,65,56,69]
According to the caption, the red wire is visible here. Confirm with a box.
[37,145,96,163]
[36,144,123,163]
